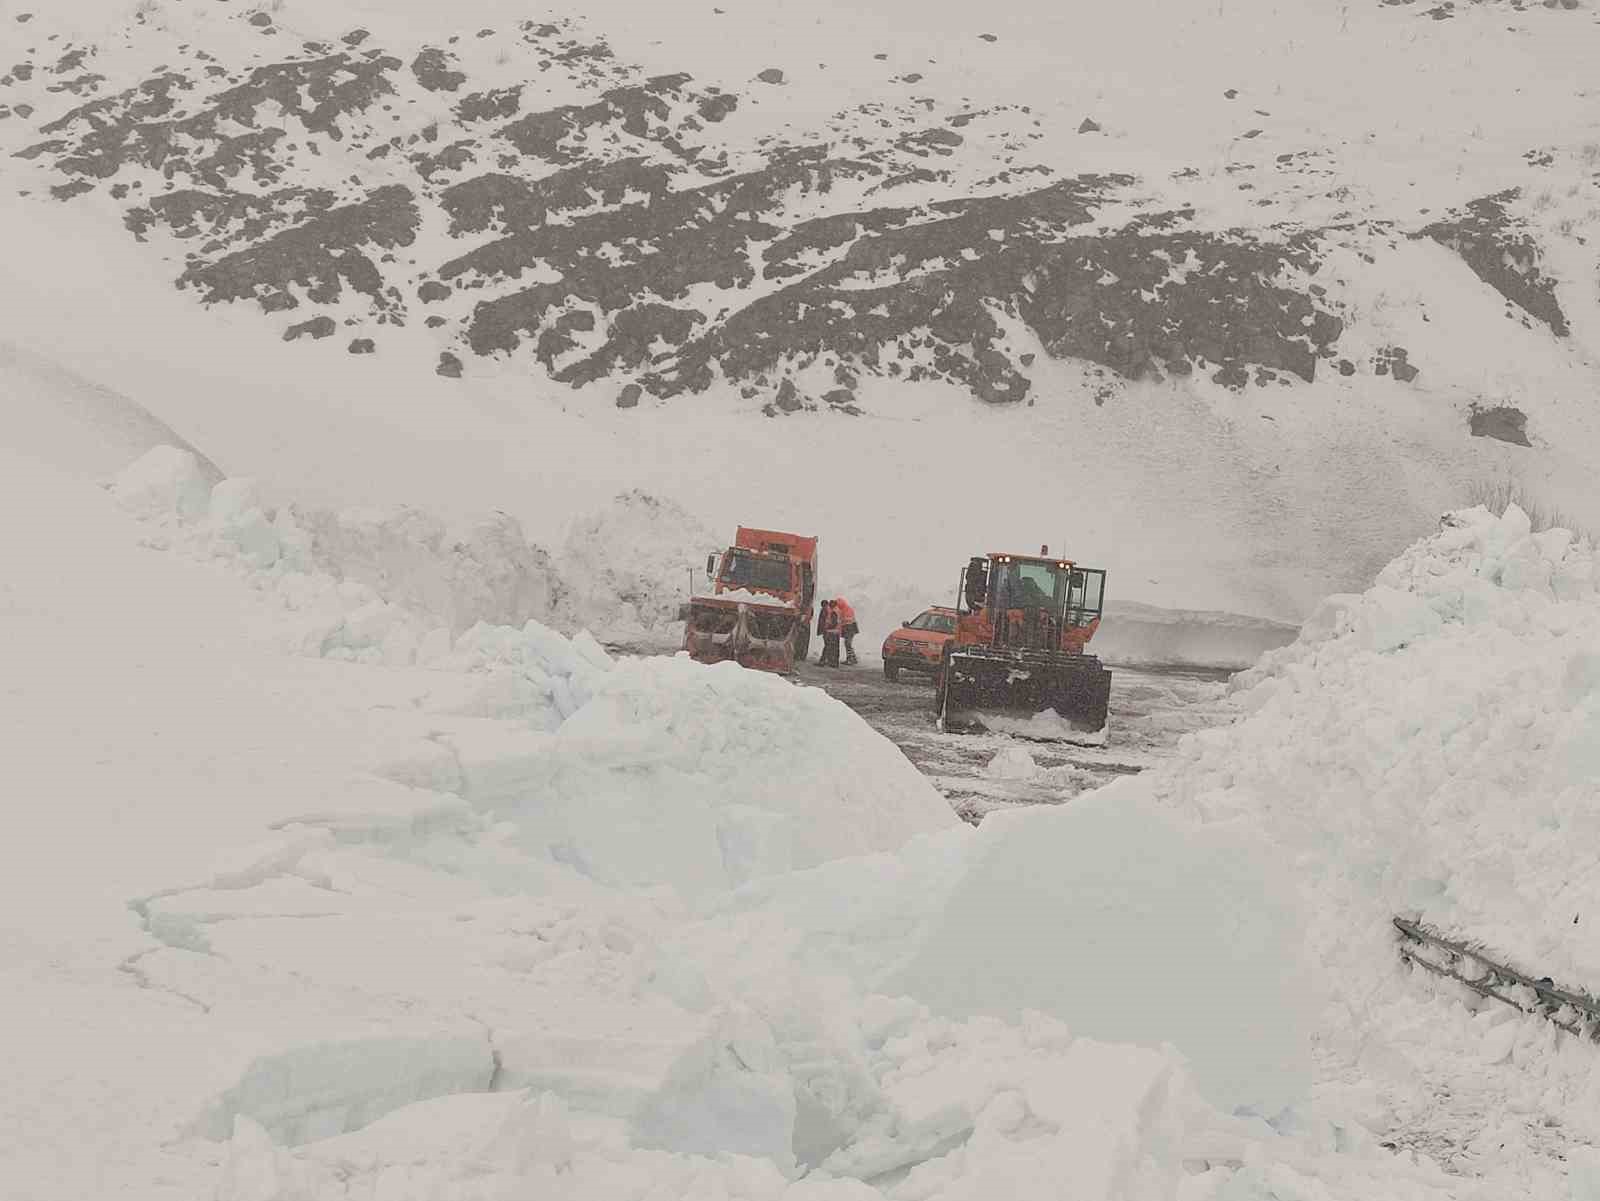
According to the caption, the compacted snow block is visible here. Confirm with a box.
[193,1028,495,1145]
[111,444,213,522]
[893,776,1315,1116]
[463,656,957,896]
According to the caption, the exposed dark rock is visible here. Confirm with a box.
[698,92,737,123]
[1469,404,1530,446]
[412,140,475,180]
[417,280,451,303]
[425,315,446,328]
[437,351,463,377]
[457,86,521,123]
[1419,190,1567,336]
[283,315,336,340]
[1375,345,1419,382]
[342,29,370,46]
[179,185,419,313]
[775,379,803,411]
[125,185,336,242]
[1078,117,1101,134]
[440,158,674,236]
[248,12,272,28]
[499,74,699,164]
[756,68,785,85]
[348,337,375,353]
[412,48,466,92]
[616,382,642,408]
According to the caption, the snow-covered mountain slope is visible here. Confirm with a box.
[3,0,1600,622]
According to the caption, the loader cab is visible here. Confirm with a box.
[957,552,1106,651]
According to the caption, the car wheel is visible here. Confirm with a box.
[883,660,899,682]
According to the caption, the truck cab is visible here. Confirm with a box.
[683,526,818,674]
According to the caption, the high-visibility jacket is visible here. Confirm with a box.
[833,598,856,626]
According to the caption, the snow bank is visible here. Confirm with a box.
[193,1029,495,1146]
[1163,505,1600,987]
[109,443,214,523]
[220,1002,1465,1201]
[2,338,224,485]
[110,447,609,683]
[894,778,1317,1116]
[449,655,959,895]
[1094,601,1300,670]
[557,490,719,646]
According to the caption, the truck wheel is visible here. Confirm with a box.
[883,661,899,682]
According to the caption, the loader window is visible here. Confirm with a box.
[1065,568,1105,627]
[721,551,793,593]
[995,563,1058,610]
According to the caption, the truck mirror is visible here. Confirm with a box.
[706,554,716,578]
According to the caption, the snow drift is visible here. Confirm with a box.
[1164,503,1600,986]
[442,653,959,895]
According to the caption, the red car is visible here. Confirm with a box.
[881,606,959,681]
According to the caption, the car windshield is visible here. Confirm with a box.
[929,614,956,633]
[721,551,792,592]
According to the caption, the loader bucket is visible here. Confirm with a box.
[937,648,1111,742]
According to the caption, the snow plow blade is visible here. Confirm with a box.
[683,598,799,674]
[938,648,1111,741]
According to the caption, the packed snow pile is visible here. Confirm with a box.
[213,1017,1468,1201]
[1162,504,1600,985]
[895,779,1317,1115]
[1094,601,1300,670]
[984,745,1040,781]
[446,655,959,895]
[3,338,224,484]
[15,447,1529,1200]
[1127,503,1600,1190]
[556,491,720,647]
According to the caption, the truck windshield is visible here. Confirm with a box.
[721,551,792,593]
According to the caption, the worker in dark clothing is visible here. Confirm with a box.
[817,600,841,667]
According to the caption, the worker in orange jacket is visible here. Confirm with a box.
[834,597,859,665]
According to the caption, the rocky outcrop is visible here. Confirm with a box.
[1419,191,1568,337]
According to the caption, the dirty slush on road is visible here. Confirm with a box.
[794,660,1233,824]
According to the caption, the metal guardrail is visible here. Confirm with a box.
[1393,915,1600,1039]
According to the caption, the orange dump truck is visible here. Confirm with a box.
[682,527,818,673]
